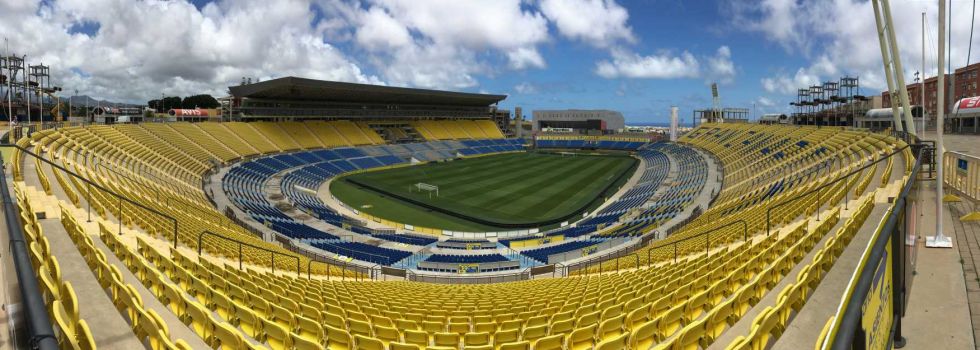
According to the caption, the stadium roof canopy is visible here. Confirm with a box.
[228,76,507,106]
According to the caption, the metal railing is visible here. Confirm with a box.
[198,230,301,277]
[3,143,180,248]
[766,145,910,236]
[646,219,748,265]
[0,152,58,349]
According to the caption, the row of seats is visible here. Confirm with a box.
[14,184,98,350]
[27,124,359,277]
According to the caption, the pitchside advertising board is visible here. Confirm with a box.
[861,235,893,350]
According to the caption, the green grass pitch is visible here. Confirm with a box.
[329,152,637,232]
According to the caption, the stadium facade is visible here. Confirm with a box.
[531,109,625,133]
[228,76,505,119]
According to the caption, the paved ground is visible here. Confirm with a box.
[901,180,974,350]
[905,132,980,350]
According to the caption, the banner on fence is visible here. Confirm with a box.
[861,236,893,350]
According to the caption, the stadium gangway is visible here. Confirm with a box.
[0,152,59,350]
[4,143,180,248]
[198,230,301,277]
[765,144,910,236]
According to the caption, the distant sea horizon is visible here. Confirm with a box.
[625,122,674,127]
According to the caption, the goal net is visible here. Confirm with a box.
[410,182,440,198]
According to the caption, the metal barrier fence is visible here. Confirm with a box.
[823,146,928,349]
[944,151,980,204]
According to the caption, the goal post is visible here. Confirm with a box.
[410,182,440,199]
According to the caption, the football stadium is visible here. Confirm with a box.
[2,1,980,350]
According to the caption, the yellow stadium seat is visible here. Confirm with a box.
[60,282,79,324]
[567,325,597,350]
[656,304,684,339]
[52,301,77,348]
[77,320,96,350]
[449,322,471,334]
[292,333,322,350]
[374,325,400,346]
[325,325,354,350]
[475,322,497,334]
[705,298,737,344]
[236,305,264,340]
[494,329,520,350]
[549,319,573,336]
[434,332,461,348]
[465,332,491,347]
[403,329,429,347]
[213,319,245,350]
[185,300,214,344]
[597,314,625,342]
[594,331,629,350]
[628,320,657,350]
[675,317,708,350]
[211,291,236,323]
[532,334,563,350]
[355,334,387,350]
[522,324,548,343]
[262,319,293,350]
[498,341,531,350]
[389,342,422,350]
[296,315,324,344]
[322,311,346,330]
[498,319,522,332]
[349,319,373,337]
[575,311,600,328]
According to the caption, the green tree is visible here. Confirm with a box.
[180,94,219,109]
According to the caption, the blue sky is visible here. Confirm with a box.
[3,0,974,124]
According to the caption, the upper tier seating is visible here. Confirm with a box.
[411,120,505,140]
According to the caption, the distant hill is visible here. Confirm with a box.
[65,95,142,108]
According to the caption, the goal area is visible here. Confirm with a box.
[410,182,440,198]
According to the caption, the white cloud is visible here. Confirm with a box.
[595,49,699,79]
[756,96,776,107]
[735,0,980,96]
[595,46,736,82]
[507,47,546,69]
[540,0,634,48]
[706,46,736,84]
[515,82,538,94]
[761,68,821,94]
[337,0,551,88]
[0,0,380,102]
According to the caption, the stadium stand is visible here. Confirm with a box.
[9,120,914,350]
[535,135,650,151]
